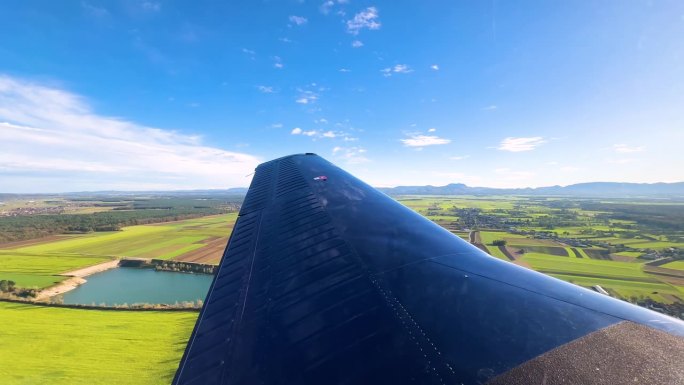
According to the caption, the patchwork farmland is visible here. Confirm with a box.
[399,196,684,309]
[1,194,684,385]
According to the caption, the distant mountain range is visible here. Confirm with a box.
[377,182,684,197]
[3,183,684,198]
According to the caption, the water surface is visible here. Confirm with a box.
[62,267,213,305]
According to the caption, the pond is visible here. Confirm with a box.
[62,267,213,306]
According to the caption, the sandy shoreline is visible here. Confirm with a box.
[35,259,120,301]
[60,259,121,278]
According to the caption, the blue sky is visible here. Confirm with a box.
[1,0,683,192]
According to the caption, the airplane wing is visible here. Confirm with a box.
[173,153,684,385]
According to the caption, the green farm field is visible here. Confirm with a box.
[663,260,684,271]
[0,253,109,287]
[548,274,684,304]
[398,196,684,305]
[0,302,197,385]
[521,254,650,280]
[0,213,236,288]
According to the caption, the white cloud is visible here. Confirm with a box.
[339,68,351,73]
[270,123,283,128]
[613,144,644,153]
[427,128,436,132]
[278,37,293,43]
[320,1,334,14]
[351,40,364,48]
[321,0,348,15]
[430,64,439,70]
[272,56,284,69]
[256,85,276,93]
[497,137,546,152]
[332,146,368,164]
[289,15,308,26]
[296,88,319,104]
[482,105,498,111]
[290,127,318,136]
[381,64,413,77]
[81,2,109,17]
[290,127,355,141]
[140,1,161,12]
[401,134,451,147]
[0,75,260,192]
[347,7,381,34]
[449,155,470,161]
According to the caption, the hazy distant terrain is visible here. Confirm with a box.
[379,181,684,197]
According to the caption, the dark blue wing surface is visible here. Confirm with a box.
[173,154,684,385]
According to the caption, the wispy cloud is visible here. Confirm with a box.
[321,0,348,15]
[339,68,351,73]
[81,1,109,17]
[291,128,354,140]
[449,155,470,161]
[332,146,368,164]
[401,134,451,147]
[273,56,283,69]
[320,1,335,14]
[289,15,308,26]
[241,48,256,60]
[427,128,436,133]
[497,137,546,152]
[351,40,364,48]
[613,144,644,153]
[140,1,161,12]
[296,89,319,104]
[430,64,439,71]
[291,127,317,136]
[256,85,276,93]
[347,7,381,34]
[270,123,283,128]
[482,105,498,111]
[381,64,413,77]
[0,75,260,192]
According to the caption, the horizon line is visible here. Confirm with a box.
[1,180,683,195]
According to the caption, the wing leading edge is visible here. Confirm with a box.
[173,153,684,385]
